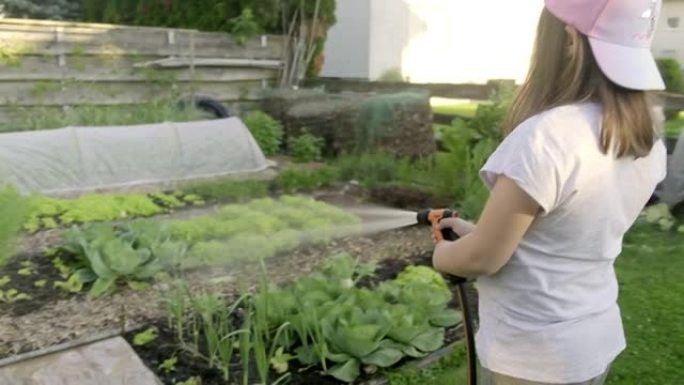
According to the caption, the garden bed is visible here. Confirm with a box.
[123,251,466,385]
[0,224,433,360]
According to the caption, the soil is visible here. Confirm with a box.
[124,252,467,385]
[0,251,76,317]
[0,227,433,359]
[367,184,454,212]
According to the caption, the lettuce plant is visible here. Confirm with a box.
[59,221,187,297]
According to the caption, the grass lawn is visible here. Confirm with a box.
[430,98,483,119]
[389,223,684,385]
[665,117,684,139]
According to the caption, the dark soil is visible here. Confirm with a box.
[368,184,453,212]
[126,252,471,385]
[0,251,78,317]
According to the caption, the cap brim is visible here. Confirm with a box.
[589,37,666,91]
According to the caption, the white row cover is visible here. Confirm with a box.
[0,118,269,196]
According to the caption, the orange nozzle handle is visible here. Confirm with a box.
[416,208,459,242]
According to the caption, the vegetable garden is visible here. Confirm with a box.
[1,78,683,383]
[1,7,683,379]
[0,82,499,383]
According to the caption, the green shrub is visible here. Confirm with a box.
[656,58,684,94]
[278,165,339,193]
[0,186,30,266]
[78,0,336,35]
[335,153,401,186]
[243,111,284,156]
[378,68,405,82]
[657,58,684,119]
[182,179,270,202]
[288,132,324,163]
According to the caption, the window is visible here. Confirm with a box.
[667,17,680,29]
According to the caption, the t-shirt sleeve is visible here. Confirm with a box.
[480,117,565,215]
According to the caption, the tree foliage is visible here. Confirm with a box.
[1,0,80,20]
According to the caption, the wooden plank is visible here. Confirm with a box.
[0,18,195,32]
[0,42,283,60]
[0,26,284,50]
[0,67,278,83]
[0,80,269,106]
[0,26,284,59]
[135,57,282,69]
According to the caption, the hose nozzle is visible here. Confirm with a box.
[416,208,459,242]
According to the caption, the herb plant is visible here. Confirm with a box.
[288,132,324,163]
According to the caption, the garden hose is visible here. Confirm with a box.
[416,209,477,385]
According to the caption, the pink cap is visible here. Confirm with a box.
[545,0,666,90]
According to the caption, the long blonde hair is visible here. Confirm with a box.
[502,8,657,158]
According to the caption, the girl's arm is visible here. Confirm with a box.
[432,176,540,277]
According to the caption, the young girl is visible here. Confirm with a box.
[432,1,667,384]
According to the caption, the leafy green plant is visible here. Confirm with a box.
[288,132,324,163]
[17,260,35,276]
[33,279,47,288]
[335,152,403,186]
[243,111,284,156]
[439,101,506,219]
[657,58,684,94]
[159,356,178,374]
[181,179,269,203]
[230,8,260,45]
[177,291,248,382]
[0,288,32,303]
[249,255,457,383]
[24,192,187,232]
[0,276,10,288]
[0,185,30,266]
[58,221,187,297]
[175,376,201,385]
[277,165,339,193]
[171,196,360,265]
[133,327,159,346]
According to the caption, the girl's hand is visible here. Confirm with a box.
[438,218,460,231]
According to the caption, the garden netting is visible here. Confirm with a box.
[0,118,270,196]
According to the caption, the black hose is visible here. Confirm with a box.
[455,282,477,385]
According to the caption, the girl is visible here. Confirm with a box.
[432,1,667,384]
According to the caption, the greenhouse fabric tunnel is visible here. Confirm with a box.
[0,118,271,196]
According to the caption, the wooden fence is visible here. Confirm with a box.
[0,18,286,124]
[306,77,684,110]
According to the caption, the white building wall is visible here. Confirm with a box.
[323,0,544,83]
[653,1,684,65]
[320,0,371,79]
[400,0,543,84]
[367,0,412,80]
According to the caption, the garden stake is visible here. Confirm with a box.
[416,209,477,385]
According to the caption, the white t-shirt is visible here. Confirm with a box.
[476,102,667,383]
